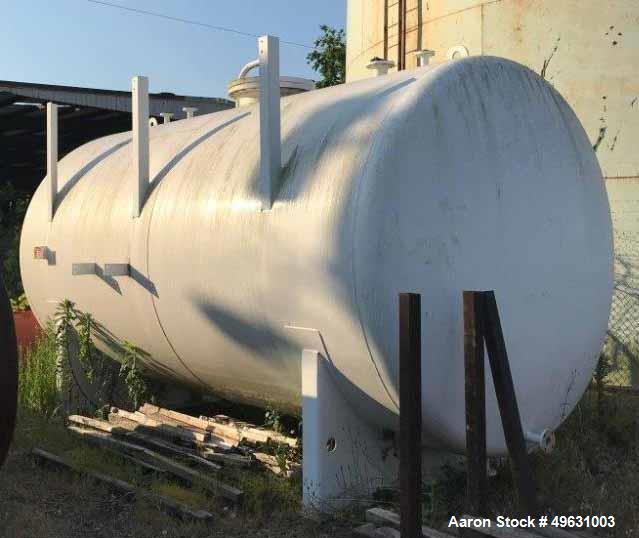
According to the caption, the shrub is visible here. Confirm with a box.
[18,323,59,417]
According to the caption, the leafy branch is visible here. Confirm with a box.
[76,311,96,383]
[119,341,149,410]
[306,25,346,88]
[54,300,150,411]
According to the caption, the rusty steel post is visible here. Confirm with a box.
[482,291,538,516]
[399,292,422,537]
[464,291,487,516]
[398,0,406,70]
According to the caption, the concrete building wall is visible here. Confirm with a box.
[346,0,638,180]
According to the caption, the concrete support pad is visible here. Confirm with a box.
[301,349,397,511]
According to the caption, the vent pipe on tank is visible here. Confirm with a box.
[367,57,395,77]
[46,102,58,222]
[415,50,436,67]
[239,59,260,79]
[132,75,149,218]
[182,107,198,119]
[258,35,281,210]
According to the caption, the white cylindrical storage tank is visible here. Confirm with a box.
[21,57,612,454]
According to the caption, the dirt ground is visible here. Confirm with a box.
[0,413,356,538]
[4,388,638,537]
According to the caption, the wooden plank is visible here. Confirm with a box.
[182,452,223,473]
[138,405,298,459]
[243,426,276,444]
[255,453,278,474]
[464,291,488,516]
[102,418,223,474]
[198,438,236,451]
[480,291,538,516]
[114,408,178,430]
[145,408,232,445]
[68,426,242,503]
[353,523,380,537]
[260,430,297,447]
[69,425,211,474]
[68,415,117,433]
[252,452,301,477]
[31,448,213,522]
[102,446,167,475]
[140,404,211,431]
[111,421,203,458]
[201,450,252,468]
[365,507,454,538]
[421,527,457,538]
[353,524,403,538]
[366,507,400,528]
[536,528,595,538]
[122,428,226,472]
[111,408,210,443]
[197,412,298,447]
[375,528,401,538]
[199,421,242,446]
[33,446,135,492]
[399,292,422,538]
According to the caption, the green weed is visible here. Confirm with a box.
[236,467,301,520]
[263,405,283,433]
[18,324,59,417]
[119,340,149,410]
[149,482,210,511]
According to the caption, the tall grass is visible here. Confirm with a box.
[18,323,59,417]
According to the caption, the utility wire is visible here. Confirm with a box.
[86,0,314,49]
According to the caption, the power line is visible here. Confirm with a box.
[86,0,314,49]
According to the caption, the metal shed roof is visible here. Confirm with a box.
[0,80,233,192]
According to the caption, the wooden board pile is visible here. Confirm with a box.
[32,402,299,522]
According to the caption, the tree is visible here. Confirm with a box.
[306,25,346,88]
[0,183,30,299]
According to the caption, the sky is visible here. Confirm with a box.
[1,0,346,99]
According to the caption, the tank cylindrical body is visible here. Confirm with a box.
[21,57,612,454]
[346,0,639,362]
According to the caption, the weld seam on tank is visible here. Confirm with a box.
[139,124,236,392]
[350,72,423,414]
[144,189,213,391]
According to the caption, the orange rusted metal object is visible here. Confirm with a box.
[14,309,42,355]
